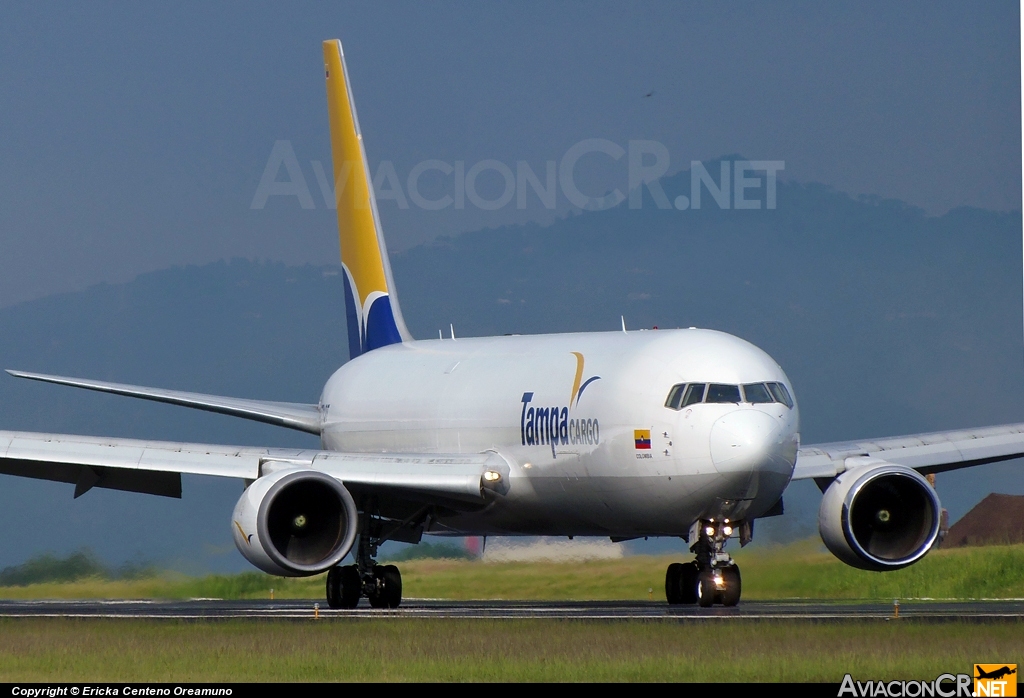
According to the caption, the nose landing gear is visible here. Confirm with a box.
[666,520,741,607]
[695,564,741,607]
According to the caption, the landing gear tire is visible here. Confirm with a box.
[327,565,361,609]
[666,562,699,605]
[697,568,717,607]
[367,564,402,609]
[665,563,683,604]
[382,564,403,608]
[680,561,698,604]
[721,565,741,607]
[326,568,339,608]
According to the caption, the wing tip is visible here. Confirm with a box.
[7,369,37,379]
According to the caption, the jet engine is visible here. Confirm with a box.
[818,461,941,571]
[231,468,358,576]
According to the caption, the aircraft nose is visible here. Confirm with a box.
[709,410,790,476]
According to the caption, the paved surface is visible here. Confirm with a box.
[0,598,1022,620]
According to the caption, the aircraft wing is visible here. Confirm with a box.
[793,422,1024,483]
[6,370,322,434]
[0,430,506,504]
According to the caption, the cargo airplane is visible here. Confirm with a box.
[3,40,1023,608]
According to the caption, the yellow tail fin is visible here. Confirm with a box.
[323,39,411,357]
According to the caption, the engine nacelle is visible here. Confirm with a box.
[818,460,940,571]
[231,468,358,576]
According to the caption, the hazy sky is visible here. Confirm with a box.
[0,2,1019,308]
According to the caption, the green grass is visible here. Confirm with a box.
[733,540,1024,600]
[0,618,1019,682]
[1,541,1023,601]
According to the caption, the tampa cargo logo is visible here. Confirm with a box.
[520,352,601,457]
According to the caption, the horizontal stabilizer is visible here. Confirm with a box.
[7,370,322,435]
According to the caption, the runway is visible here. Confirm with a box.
[0,598,1022,620]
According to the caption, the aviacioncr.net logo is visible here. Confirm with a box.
[974,665,1017,697]
[838,674,975,697]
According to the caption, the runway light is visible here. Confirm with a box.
[483,470,502,482]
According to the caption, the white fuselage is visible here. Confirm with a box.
[319,328,800,537]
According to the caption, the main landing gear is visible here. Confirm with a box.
[326,533,403,609]
[665,520,741,607]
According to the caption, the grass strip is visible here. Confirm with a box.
[0,618,1019,682]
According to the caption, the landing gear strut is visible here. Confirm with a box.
[326,533,403,609]
[665,520,741,607]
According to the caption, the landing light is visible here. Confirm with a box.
[722,525,733,536]
[483,470,502,482]
[705,526,715,536]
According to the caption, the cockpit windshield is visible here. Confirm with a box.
[664,381,793,410]
[705,384,741,403]
[742,383,773,404]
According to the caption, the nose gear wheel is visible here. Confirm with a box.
[665,519,742,608]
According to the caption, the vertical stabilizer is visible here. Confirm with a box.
[323,39,412,358]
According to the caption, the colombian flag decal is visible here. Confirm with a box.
[634,429,652,450]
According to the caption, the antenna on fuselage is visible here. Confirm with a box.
[621,316,627,333]
[450,324,456,340]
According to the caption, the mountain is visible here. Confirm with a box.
[1,162,1020,569]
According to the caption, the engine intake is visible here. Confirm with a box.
[818,460,940,571]
[232,468,358,576]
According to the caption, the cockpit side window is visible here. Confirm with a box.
[742,383,774,404]
[705,383,741,404]
[665,383,707,410]
[767,381,794,408]
[681,383,706,407]
[665,384,685,409]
